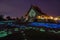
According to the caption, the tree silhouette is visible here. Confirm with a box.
[6,16,12,20]
[20,16,25,22]
[0,15,4,21]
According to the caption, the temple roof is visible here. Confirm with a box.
[25,5,49,16]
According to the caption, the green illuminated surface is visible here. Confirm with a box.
[48,30,55,33]
[0,27,59,38]
[40,28,45,32]
[29,9,36,17]
[57,31,60,33]
[48,30,60,34]
[54,31,60,34]
[0,31,8,37]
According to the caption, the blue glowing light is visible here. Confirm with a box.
[0,21,60,29]
[28,22,60,28]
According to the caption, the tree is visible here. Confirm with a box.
[6,16,12,20]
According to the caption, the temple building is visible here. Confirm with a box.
[23,5,54,22]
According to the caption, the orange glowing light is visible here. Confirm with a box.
[44,17,48,19]
[37,16,41,19]
[54,18,58,20]
[49,16,53,19]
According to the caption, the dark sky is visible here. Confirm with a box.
[0,0,60,17]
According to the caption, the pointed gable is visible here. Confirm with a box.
[25,5,49,17]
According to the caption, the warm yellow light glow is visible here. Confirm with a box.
[54,18,58,20]
[37,16,41,19]
[49,16,53,19]
[59,19,60,20]
[37,16,49,19]
[44,17,48,19]
[40,15,46,19]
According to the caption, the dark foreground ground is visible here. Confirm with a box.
[0,30,60,40]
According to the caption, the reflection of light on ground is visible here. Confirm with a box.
[0,21,60,38]
[0,31,8,37]
[0,27,60,38]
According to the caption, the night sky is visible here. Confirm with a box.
[0,0,60,17]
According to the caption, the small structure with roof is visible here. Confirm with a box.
[23,5,55,23]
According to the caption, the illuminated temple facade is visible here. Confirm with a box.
[23,5,55,22]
